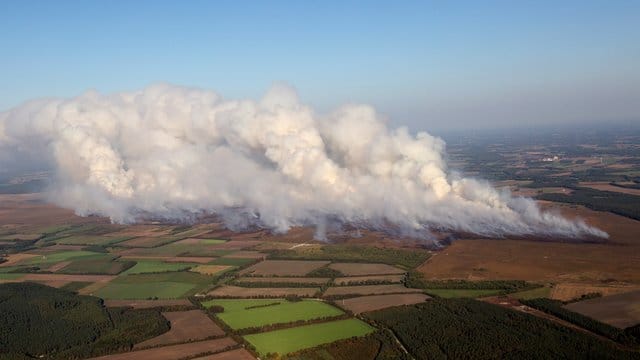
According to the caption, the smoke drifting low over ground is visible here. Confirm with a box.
[0,84,607,240]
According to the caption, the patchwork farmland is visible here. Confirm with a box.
[2,192,639,359]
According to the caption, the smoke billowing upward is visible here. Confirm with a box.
[0,84,607,240]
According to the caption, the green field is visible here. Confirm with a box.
[0,273,24,280]
[122,260,195,275]
[94,271,212,299]
[199,239,227,244]
[208,257,256,266]
[56,235,134,246]
[509,286,551,300]
[424,289,504,298]
[25,251,107,265]
[57,258,132,275]
[202,299,344,329]
[244,319,375,356]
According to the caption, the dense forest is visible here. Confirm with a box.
[521,298,638,346]
[404,271,536,293]
[537,187,640,221]
[0,282,169,359]
[365,298,640,360]
[284,330,409,360]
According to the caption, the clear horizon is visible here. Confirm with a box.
[1,0,638,131]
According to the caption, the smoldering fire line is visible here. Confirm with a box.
[0,83,607,240]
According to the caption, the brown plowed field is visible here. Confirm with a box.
[334,274,404,285]
[418,204,640,284]
[192,348,256,360]
[565,290,640,328]
[235,277,330,285]
[87,337,237,360]
[239,260,330,276]
[337,293,430,314]
[208,285,319,298]
[323,284,423,297]
[134,310,225,349]
[329,263,405,276]
[579,182,640,196]
[104,299,193,309]
[0,253,37,267]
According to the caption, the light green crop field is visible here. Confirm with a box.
[199,239,227,244]
[509,286,551,300]
[424,289,504,298]
[57,257,128,275]
[208,257,255,266]
[94,282,196,299]
[0,273,24,280]
[122,261,195,275]
[25,251,108,265]
[56,235,134,246]
[244,319,375,356]
[94,271,212,299]
[202,299,344,329]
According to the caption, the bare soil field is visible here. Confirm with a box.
[0,253,37,266]
[192,348,256,360]
[336,293,430,314]
[328,263,405,276]
[550,283,640,301]
[240,260,330,276]
[565,290,640,328]
[104,299,193,309]
[419,204,640,284]
[236,276,330,285]
[323,284,423,297]
[88,337,238,360]
[134,310,225,349]
[0,194,94,231]
[334,274,404,285]
[208,285,319,298]
[191,265,231,275]
[579,182,640,196]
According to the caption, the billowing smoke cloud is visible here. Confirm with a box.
[0,84,607,240]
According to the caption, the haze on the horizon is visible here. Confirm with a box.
[1,0,638,132]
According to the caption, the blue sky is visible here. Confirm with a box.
[1,0,638,131]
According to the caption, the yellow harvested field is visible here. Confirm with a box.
[550,283,640,301]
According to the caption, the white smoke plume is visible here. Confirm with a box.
[0,84,607,240]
